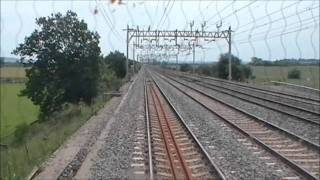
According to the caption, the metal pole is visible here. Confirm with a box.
[192,42,195,74]
[228,26,232,81]
[132,43,135,73]
[126,25,129,79]
[176,54,178,71]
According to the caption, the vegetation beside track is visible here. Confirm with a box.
[250,65,320,89]
[0,66,125,179]
[0,83,39,138]
[165,55,319,89]
[176,53,253,82]
[0,11,131,179]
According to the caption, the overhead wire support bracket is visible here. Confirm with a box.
[124,25,232,78]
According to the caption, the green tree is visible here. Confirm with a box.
[12,11,101,119]
[103,51,126,78]
[0,57,4,66]
[180,64,192,72]
[288,68,301,79]
[250,57,263,65]
[216,53,251,81]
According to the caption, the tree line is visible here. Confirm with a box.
[176,53,252,82]
[249,57,320,66]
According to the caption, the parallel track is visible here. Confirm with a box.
[154,71,320,180]
[144,77,226,180]
[178,72,320,104]
[174,74,320,126]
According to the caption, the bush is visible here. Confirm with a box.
[196,64,212,76]
[239,64,252,80]
[103,51,126,78]
[180,64,192,72]
[216,53,252,81]
[288,68,301,79]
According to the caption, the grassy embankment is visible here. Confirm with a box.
[0,66,122,179]
[250,65,320,89]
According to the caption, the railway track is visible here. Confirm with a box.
[144,78,226,180]
[172,73,320,126]
[154,71,320,180]
[175,71,320,105]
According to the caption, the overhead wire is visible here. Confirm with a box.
[236,1,300,30]
[205,0,258,30]
[95,0,123,41]
[235,16,319,40]
[161,0,175,29]
[156,0,171,29]
[233,5,319,36]
[237,25,318,44]
[205,1,234,26]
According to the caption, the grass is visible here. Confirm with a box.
[250,65,320,89]
[0,67,124,179]
[1,83,39,138]
[0,67,27,79]
[0,95,109,179]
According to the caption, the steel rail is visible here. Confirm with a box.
[151,74,227,180]
[184,72,320,104]
[182,75,320,115]
[159,72,320,149]
[144,79,154,180]
[179,76,320,126]
[154,71,319,180]
[149,82,193,180]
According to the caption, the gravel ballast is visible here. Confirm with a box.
[153,73,300,179]
[88,69,146,179]
[34,76,133,180]
[166,74,320,145]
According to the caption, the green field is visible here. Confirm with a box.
[250,65,320,89]
[1,97,107,178]
[0,66,122,178]
[0,83,39,138]
[0,67,27,78]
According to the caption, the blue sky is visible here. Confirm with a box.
[1,0,319,63]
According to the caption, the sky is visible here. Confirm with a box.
[1,0,319,63]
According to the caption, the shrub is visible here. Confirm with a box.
[216,53,252,81]
[288,68,301,79]
[196,64,212,76]
[103,51,126,78]
[180,64,192,72]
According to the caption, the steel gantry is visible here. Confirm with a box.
[124,25,233,80]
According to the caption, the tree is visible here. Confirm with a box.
[250,57,263,65]
[288,68,301,79]
[0,57,4,67]
[12,11,101,119]
[180,64,192,72]
[103,51,126,78]
[216,53,251,81]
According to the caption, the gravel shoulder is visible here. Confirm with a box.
[76,68,146,179]
[34,74,135,180]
